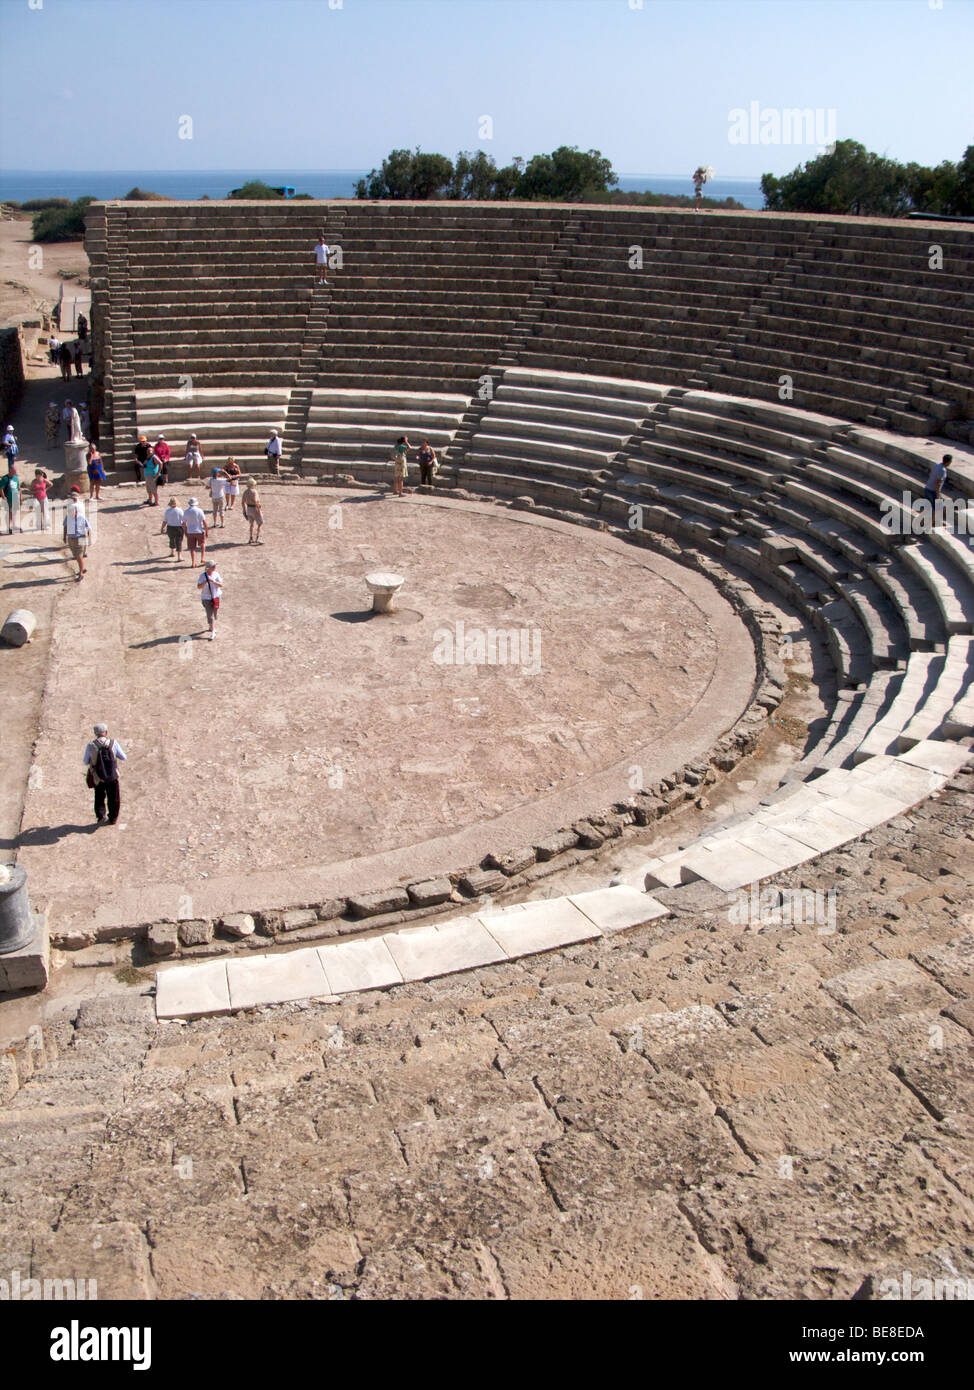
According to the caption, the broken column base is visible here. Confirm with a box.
[0,914,50,993]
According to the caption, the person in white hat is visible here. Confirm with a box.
[182,495,208,566]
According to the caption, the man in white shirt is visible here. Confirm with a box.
[265,430,282,475]
[207,467,229,527]
[63,487,91,580]
[83,722,126,824]
[182,496,208,567]
[314,236,330,285]
[197,561,225,639]
[161,497,185,560]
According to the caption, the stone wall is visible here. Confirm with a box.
[0,326,24,430]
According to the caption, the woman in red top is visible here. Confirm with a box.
[31,469,49,533]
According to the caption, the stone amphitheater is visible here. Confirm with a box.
[2,200,974,1301]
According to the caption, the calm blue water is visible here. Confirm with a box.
[0,169,765,210]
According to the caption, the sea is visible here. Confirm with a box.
[0,169,766,210]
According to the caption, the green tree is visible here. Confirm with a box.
[32,196,97,242]
[762,140,972,217]
[516,146,617,201]
[227,180,285,200]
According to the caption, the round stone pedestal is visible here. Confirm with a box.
[63,440,90,497]
[1,609,36,647]
[0,865,34,956]
[365,572,405,614]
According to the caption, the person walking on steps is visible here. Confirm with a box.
[83,723,126,825]
[197,561,224,640]
[314,235,330,285]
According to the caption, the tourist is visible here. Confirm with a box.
[0,461,21,535]
[86,444,107,501]
[391,435,410,497]
[72,339,84,378]
[417,438,437,486]
[82,722,126,825]
[48,334,60,366]
[241,476,263,544]
[131,434,151,483]
[153,435,170,489]
[63,487,91,579]
[924,454,950,515]
[207,465,229,528]
[143,449,161,506]
[197,561,224,639]
[224,455,241,509]
[161,496,185,560]
[77,313,88,342]
[184,433,203,479]
[3,425,18,470]
[44,401,60,449]
[182,495,208,565]
[31,470,50,533]
[58,341,73,381]
[265,429,282,475]
[313,234,330,285]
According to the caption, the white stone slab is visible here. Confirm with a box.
[766,803,866,853]
[894,740,973,778]
[478,897,599,956]
[822,783,906,827]
[317,937,403,995]
[383,917,507,982]
[641,857,686,890]
[734,825,816,871]
[568,885,670,934]
[679,841,783,892]
[155,959,230,1020]
[226,947,330,1011]
[860,759,944,806]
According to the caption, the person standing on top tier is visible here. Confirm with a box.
[314,235,330,285]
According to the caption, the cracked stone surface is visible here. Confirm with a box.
[1,767,972,1299]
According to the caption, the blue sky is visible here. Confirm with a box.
[0,0,971,177]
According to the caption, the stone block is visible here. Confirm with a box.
[0,913,50,992]
[147,922,178,958]
[282,909,318,932]
[226,947,330,1011]
[407,878,453,907]
[155,960,231,1020]
[679,841,784,893]
[458,868,506,897]
[220,913,255,938]
[572,820,605,848]
[478,898,600,957]
[346,888,410,918]
[487,847,537,876]
[534,829,579,860]
[314,898,346,921]
[317,937,404,994]
[894,741,972,779]
[384,918,507,982]
[177,918,213,947]
[569,885,670,934]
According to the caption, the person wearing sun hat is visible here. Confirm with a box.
[182,494,208,566]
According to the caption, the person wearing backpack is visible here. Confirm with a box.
[83,722,126,825]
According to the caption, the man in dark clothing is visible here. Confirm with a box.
[82,723,126,825]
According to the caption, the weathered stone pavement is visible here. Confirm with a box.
[2,764,972,1299]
